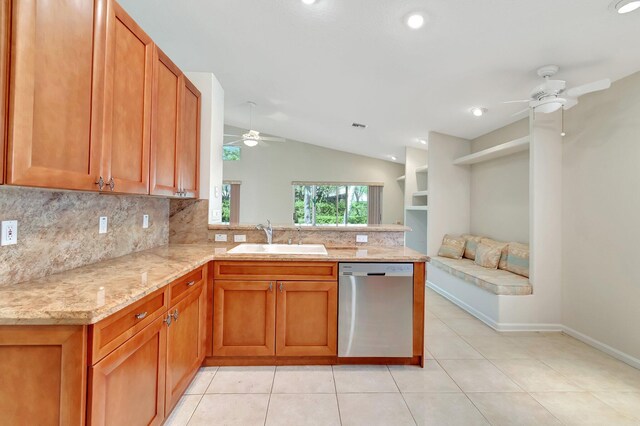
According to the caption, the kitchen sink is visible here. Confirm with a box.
[227,243,328,256]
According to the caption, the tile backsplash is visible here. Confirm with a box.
[0,186,169,285]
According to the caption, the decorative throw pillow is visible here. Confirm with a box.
[462,234,483,260]
[437,234,466,259]
[481,238,509,270]
[474,243,502,269]
[506,242,530,278]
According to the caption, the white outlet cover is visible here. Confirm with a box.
[143,214,149,229]
[234,234,247,242]
[1,220,18,246]
[215,234,228,242]
[356,234,368,243]
[99,216,108,234]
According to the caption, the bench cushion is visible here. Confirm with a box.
[429,256,532,296]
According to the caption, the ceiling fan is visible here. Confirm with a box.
[224,101,286,147]
[505,65,611,116]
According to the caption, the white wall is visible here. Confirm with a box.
[562,70,640,360]
[426,132,471,257]
[222,126,405,225]
[185,72,224,223]
[470,119,529,243]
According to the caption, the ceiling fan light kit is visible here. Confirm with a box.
[611,0,640,14]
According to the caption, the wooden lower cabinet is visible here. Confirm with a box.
[88,315,167,426]
[213,280,276,356]
[276,281,337,356]
[0,325,87,425]
[165,280,207,413]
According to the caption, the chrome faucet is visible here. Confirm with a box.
[256,220,273,244]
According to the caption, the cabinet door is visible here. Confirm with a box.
[0,0,9,185]
[178,76,200,198]
[100,1,152,194]
[213,280,275,356]
[276,281,337,357]
[5,0,106,191]
[89,316,167,426]
[150,47,181,196]
[166,280,206,413]
[0,325,87,426]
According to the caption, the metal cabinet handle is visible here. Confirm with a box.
[172,309,179,322]
[186,280,196,287]
[135,311,147,320]
[164,313,172,327]
[95,176,104,190]
[279,282,284,293]
[269,282,273,292]
[107,177,115,191]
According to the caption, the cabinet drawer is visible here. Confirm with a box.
[213,261,337,281]
[89,287,168,365]
[169,265,206,306]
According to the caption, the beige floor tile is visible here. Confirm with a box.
[425,318,457,336]
[531,392,639,425]
[188,394,269,426]
[428,303,473,319]
[206,366,275,394]
[265,394,340,426]
[491,359,582,392]
[271,366,335,394]
[184,367,218,395]
[403,393,489,425]
[440,318,497,337]
[424,349,435,359]
[467,392,561,426]
[426,335,484,360]
[337,393,415,426]
[593,392,640,420]
[439,359,522,392]
[389,363,461,393]
[333,365,398,393]
[462,335,533,359]
[540,358,640,391]
[164,394,202,426]
[508,335,613,362]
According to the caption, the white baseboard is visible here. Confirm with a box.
[562,326,640,370]
[426,281,640,370]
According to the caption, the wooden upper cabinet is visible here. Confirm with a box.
[5,0,107,191]
[178,76,200,198]
[213,280,276,356]
[150,47,181,196]
[101,1,153,194]
[1,0,9,185]
[276,281,337,357]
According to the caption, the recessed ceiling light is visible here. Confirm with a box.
[470,107,487,117]
[405,13,425,29]
[612,0,640,13]
[302,0,316,4]
[418,138,427,145]
[388,155,397,161]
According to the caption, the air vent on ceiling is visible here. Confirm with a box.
[352,122,367,129]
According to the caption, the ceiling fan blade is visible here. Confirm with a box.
[511,108,530,117]
[566,78,611,98]
[260,136,286,142]
[223,140,243,145]
[563,98,578,110]
[503,99,531,104]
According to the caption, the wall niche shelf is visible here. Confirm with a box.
[405,205,428,211]
[453,136,530,165]
[396,175,406,182]
[412,190,429,197]
[415,165,428,173]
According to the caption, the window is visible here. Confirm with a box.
[222,182,241,224]
[223,146,240,161]
[293,184,374,226]
[221,183,231,223]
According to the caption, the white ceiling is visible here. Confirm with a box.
[120,0,640,162]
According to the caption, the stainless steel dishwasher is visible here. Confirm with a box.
[338,263,414,357]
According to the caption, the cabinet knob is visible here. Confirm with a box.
[134,311,147,320]
[95,176,104,191]
[172,309,179,322]
[107,177,115,191]
[164,313,172,327]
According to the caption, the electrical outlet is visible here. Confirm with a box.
[234,234,246,242]
[215,234,228,242]
[99,216,108,234]
[142,214,149,229]
[356,234,368,243]
[1,220,18,246]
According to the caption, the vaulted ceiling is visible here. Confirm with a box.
[120,0,640,162]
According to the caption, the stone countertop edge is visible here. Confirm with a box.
[0,243,427,326]
[208,223,411,232]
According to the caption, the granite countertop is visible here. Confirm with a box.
[207,223,410,232]
[0,243,427,326]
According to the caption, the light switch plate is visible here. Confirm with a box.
[1,220,18,246]
[234,234,246,242]
[142,214,149,229]
[99,216,108,234]
[356,234,368,243]
[215,233,227,242]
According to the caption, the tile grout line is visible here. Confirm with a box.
[386,365,418,426]
[184,366,218,426]
[263,366,277,426]
[331,365,344,426]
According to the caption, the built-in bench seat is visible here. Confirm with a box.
[429,256,532,296]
